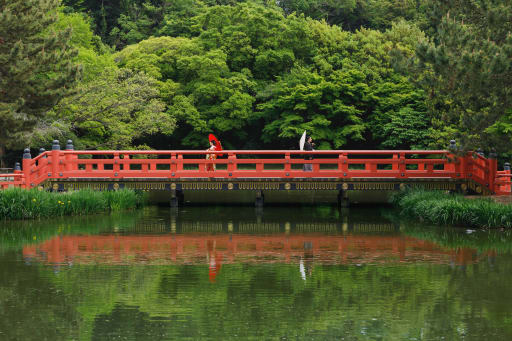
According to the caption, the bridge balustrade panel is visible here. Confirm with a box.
[1,149,509,194]
[25,150,461,179]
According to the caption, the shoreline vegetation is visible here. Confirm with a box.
[390,190,512,229]
[0,188,145,220]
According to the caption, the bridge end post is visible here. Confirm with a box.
[51,140,61,179]
[446,140,457,173]
[504,163,511,194]
[39,148,46,158]
[337,190,349,208]
[65,140,75,172]
[22,148,32,189]
[488,151,498,194]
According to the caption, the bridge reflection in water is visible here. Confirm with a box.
[22,210,490,283]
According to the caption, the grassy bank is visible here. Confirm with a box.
[0,188,145,220]
[390,190,512,229]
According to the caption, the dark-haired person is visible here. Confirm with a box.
[206,140,218,171]
[303,136,314,172]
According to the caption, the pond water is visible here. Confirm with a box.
[1,206,512,340]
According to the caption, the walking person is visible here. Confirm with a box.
[206,134,223,172]
[303,135,314,172]
[206,139,218,171]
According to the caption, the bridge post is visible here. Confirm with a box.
[337,190,349,208]
[65,140,75,172]
[455,151,466,179]
[170,153,177,175]
[177,154,183,171]
[227,153,236,175]
[504,163,511,193]
[392,153,398,171]
[398,152,406,178]
[36,148,48,183]
[255,190,264,207]
[113,153,120,177]
[22,148,32,189]
[284,153,291,176]
[488,151,498,193]
[446,140,457,173]
[51,140,61,179]
[340,152,348,177]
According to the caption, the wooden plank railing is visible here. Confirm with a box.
[1,141,510,194]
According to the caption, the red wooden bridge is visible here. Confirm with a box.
[1,140,510,205]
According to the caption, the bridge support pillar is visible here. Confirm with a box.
[170,189,184,208]
[255,190,264,207]
[337,190,349,208]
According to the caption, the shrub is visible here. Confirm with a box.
[0,188,145,220]
[391,189,512,229]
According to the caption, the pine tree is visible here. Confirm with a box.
[0,0,79,165]
[415,0,512,152]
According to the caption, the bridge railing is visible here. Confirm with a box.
[0,173,24,189]
[495,163,511,195]
[2,139,510,194]
[25,149,460,180]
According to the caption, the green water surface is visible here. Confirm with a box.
[1,206,512,340]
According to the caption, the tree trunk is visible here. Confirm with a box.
[0,144,5,169]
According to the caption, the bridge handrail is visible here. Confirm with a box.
[58,149,452,155]
[1,146,509,194]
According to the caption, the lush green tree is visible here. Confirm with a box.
[277,0,425,31]
[35,68,174,150]
[108,1,167,49]
[0,0,79,165]
[112,2,431,150]
[259,20,431,149]
[414,0,512,152]
[258,66,367,149]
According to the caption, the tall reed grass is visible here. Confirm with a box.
[0,188,145,220]
[390,190,512,228]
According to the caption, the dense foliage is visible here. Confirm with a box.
[0,0,79,164]
[1,0,511,164]
[390,189,512,228]
[0,188,145,219]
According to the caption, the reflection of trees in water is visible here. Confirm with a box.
[399,220,512,254]
[4,206,512,339]
[14,257,512,340]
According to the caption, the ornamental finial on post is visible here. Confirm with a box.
[65,140,74,150]
[52,140,60,150]
[448,140,457,151]
[23,148,31,159]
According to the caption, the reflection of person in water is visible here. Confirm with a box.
[300,241,314,280]
[207,240,222,282]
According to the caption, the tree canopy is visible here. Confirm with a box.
[0,0,78,163]
[1,0,511,165]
